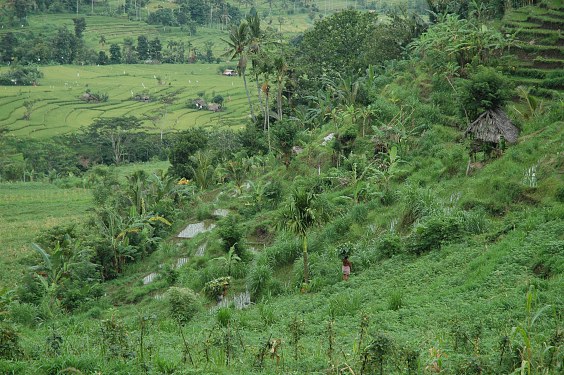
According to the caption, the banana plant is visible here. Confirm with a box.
[212,246,241,277]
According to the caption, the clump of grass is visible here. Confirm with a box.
[387,290,404,311]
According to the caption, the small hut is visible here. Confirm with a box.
[465,108,519,159]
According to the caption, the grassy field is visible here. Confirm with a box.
[0,161,170,289]
[0,182,91,288]
[0,64,251,138]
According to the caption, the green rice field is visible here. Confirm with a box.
[0,64,251,138]
[0,182,92,287]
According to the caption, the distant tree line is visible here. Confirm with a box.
[0,27,219,66]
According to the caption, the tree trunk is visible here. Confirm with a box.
[242,72,256,122]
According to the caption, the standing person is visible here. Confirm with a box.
[342,256,352,281]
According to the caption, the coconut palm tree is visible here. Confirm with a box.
[278,186,330,286]
[222,21,256,122]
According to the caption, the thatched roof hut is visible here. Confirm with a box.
[465,108,519,145]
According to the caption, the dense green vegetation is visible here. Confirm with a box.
[0,0,562,374]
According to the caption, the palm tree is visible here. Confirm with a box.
[278,186,330,286]
[222,21,256,122]
[247,14,266,118]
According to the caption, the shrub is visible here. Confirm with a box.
[555,186,564,203]
[166,287,201,325]
[407,212,463,255]
[387,290,403,311]
[262,236,301,268]
[100,317,130,359]
[457,66,512,120]
[217,215,244,255]
[195,203,212,221]
[247,263,273,301]
[0,324,23,360]
[374,232,403,259]
[211,95,224,105]
[0,66,43,86]
[9,302,39,327]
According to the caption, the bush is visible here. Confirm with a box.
[0,324,22,360]
[217,215,245,255]
[0,66,43,86]
[166,287,201,325]
[211,95,224,105]
[457,66,511,120]
[407,212,463,255]
[247,263,273,301]
[9,302,39,327]
[262,235,301,268]
[374,232,403,259]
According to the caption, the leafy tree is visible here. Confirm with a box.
[52,27,78,64]
[73,17,86,38]
[122,38,137,64]
[137,35,149,61]
[278,185,330,285]
[147,8,179,26]
[85,116,142,165]
[0,66,43,86]
[109,43,122,64]
[297,10,379,79]
[97,51,108,65]
[457,66,511,120]
[168,128,209,179]
[149,37,162,61]
[273,119,299,167]
[8,0,34,24]
[0,32,17,63]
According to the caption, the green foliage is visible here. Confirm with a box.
[203,276,231,299]
[168,128,209,179]
[407,211,464,255]
[362,332,395,375]
[458,66,512,120]
[216,307,233,328]
[0,66,43,86]
[100,316,130,359]
[298,10,419,81]
[166,287,201,326]
[387,290,404,311]
[217,215,244,255]
[9,302,39,327]
[336,242,354,259]
[0,324,22,360]
[247,263,273,300]
[410,15,509,76]
[374,232,403,259]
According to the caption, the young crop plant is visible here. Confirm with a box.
[166,287,202,365]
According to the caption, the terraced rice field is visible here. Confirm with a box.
[0,64,251,138]
[0,182,92,287]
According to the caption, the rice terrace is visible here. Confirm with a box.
[0,0,563,374]
[0,64,250,136]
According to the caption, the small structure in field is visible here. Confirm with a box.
[133,94,151,102]
[207,103,221,112]
[193,98,207,109]
[223,69,236,76]
[465,108,519,160]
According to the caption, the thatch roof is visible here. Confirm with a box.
[465,108,519,144]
